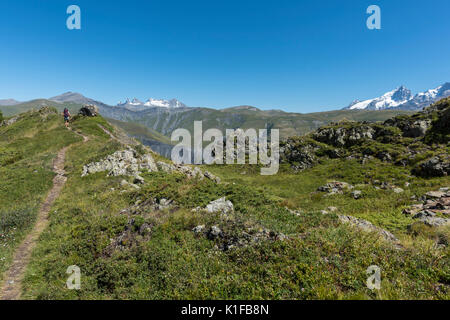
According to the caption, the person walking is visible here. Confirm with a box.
[63,108,71,128]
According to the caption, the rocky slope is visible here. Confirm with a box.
[282,97,450,177]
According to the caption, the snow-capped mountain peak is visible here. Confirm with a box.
[345,83,449,111]
[346,86,412,110]
[117,98,188,111]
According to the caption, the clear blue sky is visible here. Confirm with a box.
[1,0,449,112]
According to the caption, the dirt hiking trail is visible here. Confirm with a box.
[0,129,88,300]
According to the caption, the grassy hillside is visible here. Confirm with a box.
[0,108,82,282]
[0,106,446,300]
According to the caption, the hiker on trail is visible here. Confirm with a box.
[62,108,71,128]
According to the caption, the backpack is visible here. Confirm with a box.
[64,108,69,117]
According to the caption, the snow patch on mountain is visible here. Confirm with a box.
[117,98,188,111]
[345,83,450,111]
[346,86,412,110]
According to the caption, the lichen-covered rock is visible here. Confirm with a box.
[413,156,449,177]
[81,148,158,181]
[156,161,221,183]
[402,187,450,222]
[312,125,376,147]
[205,197,234,215]
[280,138,318,171]
[317,181,354,195]
[338,215,399,243]
[78,104,99,117]
[351,190,362,199]
[417,216,450,227]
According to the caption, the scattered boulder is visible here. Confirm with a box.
[318,181,353,195]
[204,170,221,184]
[120,179,140,190]
[401,120,431,138]
[412,210,436,219]
[0,116,18,127]
[312,125,376,148]
[338,215,399,244]
[351,190,362,199]
[207,226,223,240]
[192,225,205,234]
[418,217,450,227]
[280,138,317,171]
[78,104,99,117]
[193,223,287,251]
[205,197,234,215]
[403,187,450,226]
[156,161,221,183]
[413,156,450,177]
[425,191,446,199]
[81,148,158,183]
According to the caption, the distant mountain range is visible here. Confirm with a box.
[345,83,450,110]
[0,99,21,106]
[117,98,188,111]
[1,83,447,149]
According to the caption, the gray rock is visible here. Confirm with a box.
[205,197,234,215]
[192,225,205,234]
[412,210,436,219]
[120,179,140,190]
[402,120,431,138]
[425,191,446,199]
[313,125,376,148]
[318,181,353,194]
[338,215,399,243]
[351,190,362,199]
[204,170,221,184]
[82,149,159,181]
[78,104,99,117]
[413,156,450,178]
[207,226,223,239]
[418,217,450,227]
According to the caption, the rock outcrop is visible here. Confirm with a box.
[81,147,222,184]
[403,187,450,227]
[312,124,376,148]
[279,97,449,177]
[338,215,399,244]
[81,148,157,182]
[79,104,99,117]
[317,181,354,195]
[205,197,234,215]
[157,161,221,183]
[413,156,449,178]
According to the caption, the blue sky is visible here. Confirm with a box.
[0,0,449,112]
